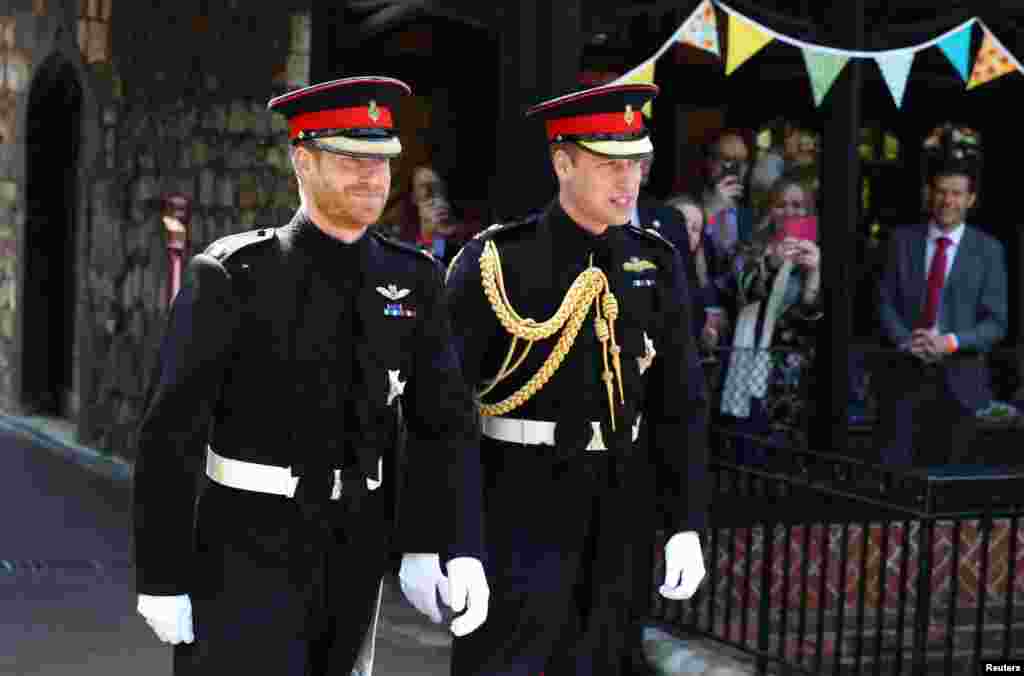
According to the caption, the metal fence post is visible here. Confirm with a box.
[912,495,936,675]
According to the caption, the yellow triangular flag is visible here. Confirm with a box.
[725,11,774,76]
[619,59,656,117]
[967,28,1017,90]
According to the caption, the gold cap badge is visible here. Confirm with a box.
[624,104,634,126]
[368,100,380,122]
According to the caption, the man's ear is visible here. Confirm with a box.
[552,148,574,180]
[292,145,316,181]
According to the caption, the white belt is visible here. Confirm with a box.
[205,446,382,499]
[481,417,641,452]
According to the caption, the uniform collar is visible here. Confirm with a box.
[288,209,370,260]
[546,199,612,261]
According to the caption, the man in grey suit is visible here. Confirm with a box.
[875,140,1007,468]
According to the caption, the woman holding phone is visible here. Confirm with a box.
[720,174,822,464]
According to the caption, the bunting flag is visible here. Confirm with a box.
[610,3,1022,115]
[725,11,773,75]
[801,50,849,106]
[936,23,972,82]
[616,59,657,117]
[968,28,1018,90]
[876,52,915,108]
[677,0,720,57]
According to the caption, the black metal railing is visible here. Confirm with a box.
[648,345,1024,675]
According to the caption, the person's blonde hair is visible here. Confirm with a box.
[765,174,816,218]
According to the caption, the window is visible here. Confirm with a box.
[859,123,901,165]
[78,0,112,64]
[882,133,900,162]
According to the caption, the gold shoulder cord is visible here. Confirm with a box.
[477,239,625,429]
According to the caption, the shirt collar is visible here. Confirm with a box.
[928,222,965,246]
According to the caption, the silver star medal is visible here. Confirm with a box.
[387,369,406,406]
[637,332,656,376]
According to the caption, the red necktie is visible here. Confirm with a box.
[916,236,951,330]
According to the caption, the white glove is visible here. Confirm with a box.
[659,531,706,600]
[398,553,451,623]
[444,556,489,637]
[137,594,194,645]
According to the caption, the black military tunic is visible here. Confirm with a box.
[445,200,709,675]
[133,210,482,675]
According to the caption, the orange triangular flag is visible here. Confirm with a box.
[967,29,1017,90]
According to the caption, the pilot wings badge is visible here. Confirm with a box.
[623,257,658,273]
[637,332,656,376]
[376,284,411,300]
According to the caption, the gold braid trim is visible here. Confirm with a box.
[477,239,623,428]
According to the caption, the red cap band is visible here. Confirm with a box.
[545,110,644,140]
[289,105,394,140]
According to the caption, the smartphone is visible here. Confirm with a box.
[774,215,817,243]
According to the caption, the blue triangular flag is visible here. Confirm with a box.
[876,52,915,108]
[938,24,972,82]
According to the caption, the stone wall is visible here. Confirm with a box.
[76,0,312,455]
[0,1,318,456]
[0,1,46,413]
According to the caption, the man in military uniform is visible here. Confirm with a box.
[133,76,489,675]
[445,82,709,674]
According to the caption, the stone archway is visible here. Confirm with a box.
[20,55,82,416]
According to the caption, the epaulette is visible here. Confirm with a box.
[624,224,677,252]
[472,212,541,241]
[206,227,277,262]
[370,229,440,267]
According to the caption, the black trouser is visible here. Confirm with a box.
[452,439,642,676]
[173,479,390,676]
[873,359,977,468]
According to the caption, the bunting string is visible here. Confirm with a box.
[611,0,1022,109]
[715,1,978,59]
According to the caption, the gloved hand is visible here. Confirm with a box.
[659,531,706,600]
[137,594,194,645]
[444,556,489,637]
[398,553,450,623]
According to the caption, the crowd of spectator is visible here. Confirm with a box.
[375,119,1008,470]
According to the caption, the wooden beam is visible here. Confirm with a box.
[598,0,822,40]
[816,0,864,458]
[348,0,497,42]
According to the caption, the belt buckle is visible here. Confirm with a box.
[283,466,298,498]
[585,422,606,453]
[330,469,342,501]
